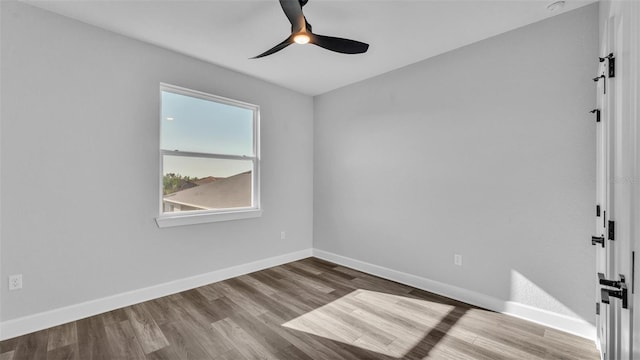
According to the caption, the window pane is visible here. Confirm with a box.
[161,90,254,156]
[162,155,253,213]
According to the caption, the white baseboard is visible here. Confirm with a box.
[0,248,313,341]
[0,247,597,342]
[313,249,596,341]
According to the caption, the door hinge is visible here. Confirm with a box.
[599,53,615,78]
[590,109,601,123]
[608,220,615,240]
[592,236,605,247]
[609,57,615,77]
[593,74,606,94]
[596,205,601,217]
[596,302,600,315]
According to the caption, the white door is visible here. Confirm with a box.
[594,62,608,358]
[597,7,636,360]
[594,19,612,354]
[600,1,640,359]
[609,12,634,360]
[594,16,609,354]
[631,2,640,357]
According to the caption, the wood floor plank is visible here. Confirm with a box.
[195,285,224,302]
[158,296,234,359]
[209,282,268,317]
[350,275,415,295]
[0,337,19,354]
[286,260,324,275]
[12,330,48,360]
[541,328,601,360]
[256,311,366,360]
[328,338,397,360]
[283,262,360,295]
[543,327,597,349]
[226,311,292,356]
[124,304,169,354]
[272,344,315,360]
[156,321,213,360]
[419,336,497,360]
[45,344,78,360]
[472,334,540,360]
[143,345,183,360]
[278,277,338,308]
[100,308,128,327]
[227,278,302,320]
[210,318,278,360]
[320,301,398,345]
[301,257,344,273]
[247,272,317,315]
[142,298,174,327]
[236,274,278,296]
[46,323,76,352]
[0,258,600,360]
[103,320,146,360]
[210,348,246,360]
[76,315,111,360]
[270,266,335,294]
[174,291,229,327]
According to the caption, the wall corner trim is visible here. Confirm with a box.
[312,248,597,341]
[0,248,313,341]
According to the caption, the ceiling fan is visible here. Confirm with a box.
[252,0,369,58]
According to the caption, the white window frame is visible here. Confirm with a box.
[155,83,261,228]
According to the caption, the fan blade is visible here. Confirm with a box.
[279,0,306,32]
[310,34,369,54]
[251,36,294,58]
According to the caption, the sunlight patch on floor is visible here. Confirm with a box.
[281,289,457,358]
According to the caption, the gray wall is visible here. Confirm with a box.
[314,4,598,322]
[0,1,313,321]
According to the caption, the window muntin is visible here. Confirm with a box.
[158,84,259,219]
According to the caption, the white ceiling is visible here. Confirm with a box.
[24,0,596,95]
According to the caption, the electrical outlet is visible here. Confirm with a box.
[454,254,463,267]
[281,231,286,240]
[9,274,22,290]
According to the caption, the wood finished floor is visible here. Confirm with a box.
[0,257,600,360]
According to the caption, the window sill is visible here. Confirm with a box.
[155,209,262,228]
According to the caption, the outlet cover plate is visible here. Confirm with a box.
[9,274,23,290]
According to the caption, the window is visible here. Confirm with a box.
[156,84,260,228]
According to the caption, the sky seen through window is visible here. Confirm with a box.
[161,91,254,178]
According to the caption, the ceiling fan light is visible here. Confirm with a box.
[293,33,310,44]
